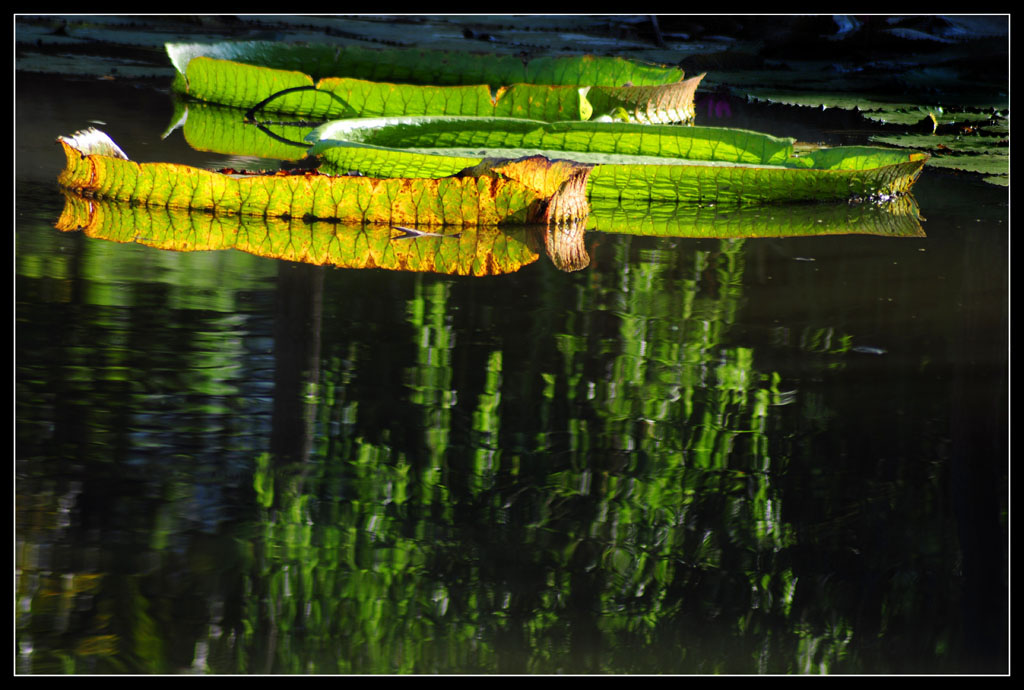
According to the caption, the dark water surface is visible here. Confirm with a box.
[16,25,1008,675]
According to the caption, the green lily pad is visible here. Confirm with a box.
[306,116,928,205]
[869,131,1008,182]
[168,51,702,125]
[166,41,685,88]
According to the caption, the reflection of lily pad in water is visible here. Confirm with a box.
[55,185,926,278]
[588,195,925,238]
[168,99,315,162]
[55,192,541,276]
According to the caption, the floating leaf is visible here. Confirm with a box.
[172,55,699,124]
[705,56,1007,188]
[867,131,1008,183]
[907,152,1009,182]
[860,106,995,127]
[868,132,1007,156]
[307,116,794,172]
[56,128,591,228]
[306,116,928,204]
[166,41,686,88]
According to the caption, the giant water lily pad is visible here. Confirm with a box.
[699,59,1006,186]
[56,128,592,228]
[306,116,928,204]
[59,118,927,230]
[166,41,686,88]
[168,49,703,125]
[57,127,597,272]
[868,129,1008,186]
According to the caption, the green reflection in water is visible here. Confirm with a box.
[204,237,837,674]
[17,220,982,673]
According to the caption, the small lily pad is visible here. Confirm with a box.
[869,131,1008,182]
[916,152,1009,179]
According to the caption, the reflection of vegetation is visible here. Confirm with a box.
[16,218,276,673]
[199,238,817,673]
[11,226,755,671]
[168,99,313,162]
[25,126,991,676]
[17,216,1000,672]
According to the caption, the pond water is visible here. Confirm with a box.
[15,25,1008,675]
